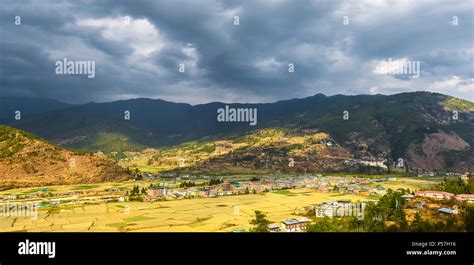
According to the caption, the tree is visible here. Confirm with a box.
[464,206,474,232]
[364,201,386,232]
[410,212,424,232]
[249,210,270,232]
[363,190,408,232]
[307,217,338,232]
[436,178,471,195]
[131,185,140,196]
[209,178,221,185]
[347,216,364,232]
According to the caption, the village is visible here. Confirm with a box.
[1,172,471,232]
[1,173,472,207]
[0,174,393,205]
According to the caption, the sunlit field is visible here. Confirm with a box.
[0,190,365,232]
[0,176,441,232]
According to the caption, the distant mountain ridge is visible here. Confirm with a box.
[1,92,473,172]
[0,96,72,120]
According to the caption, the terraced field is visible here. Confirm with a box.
[0,177,441,232]
[0,190,366,232]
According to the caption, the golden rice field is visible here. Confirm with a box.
[0,177,440,232]
[367,176,443,191]
[0,190,366,232]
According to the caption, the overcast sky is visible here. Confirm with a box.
[0,0,473,104]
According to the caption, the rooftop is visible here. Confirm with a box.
[438,208,456,214]
[283,217,311,225]
[456,194,474,199]
[149,186,167,190]
[415,191,454,196]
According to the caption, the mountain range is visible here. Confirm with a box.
[1,91,473,173]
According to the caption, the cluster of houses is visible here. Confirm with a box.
[145,176,321,200]
[405,190,474,216]
[417,172,436,177]
[417,172,470,179]
[0,188,52,201]
[1,175,385,204]
[0,194,127,207]
[0,174,403,204]
[0,188,103,202]
[403,174,473,215]
[414,191,474,203]
[309,175,389,196]
[146,180,277,200]
[343,158,388,169]
[0,187,127,207]
[144,175,391,200]
[2,173,470,213]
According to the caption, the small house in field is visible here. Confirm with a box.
[401,194,415,201]
[221,183,233,192]
[232,227,246,233]
[282,217,311,232]
[438,206,458,215]
[318,185,329,192]
[460,173,469,183]
[147,186,167,198]
[37,188,49,196]
[370,186,386,195]
[268,223,281,232]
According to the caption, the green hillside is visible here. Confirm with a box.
[3,92,473,172]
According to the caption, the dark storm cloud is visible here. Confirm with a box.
[0,0,472,104]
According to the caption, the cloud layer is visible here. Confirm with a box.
[1,0,473,104]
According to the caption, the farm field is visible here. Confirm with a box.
[0,190,366,232]
[0,176,440,197]
[366,176,444,191]
[0,176,442,232]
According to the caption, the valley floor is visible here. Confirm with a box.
[0,177,439,232]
